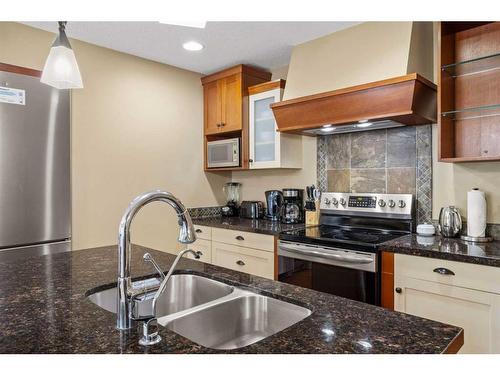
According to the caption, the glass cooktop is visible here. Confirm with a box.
[279,225,407,251]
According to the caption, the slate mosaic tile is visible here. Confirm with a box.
[187,206,222,219]
[350,129,386,168]
[327,169,350,193]
[350,168,386,193]
[387,168,416,195]
[316,125,433,224]
[326,133,350,169]
[317,136,328,192]
[387,127,416,167]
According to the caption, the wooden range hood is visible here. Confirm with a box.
[270,73,437,135]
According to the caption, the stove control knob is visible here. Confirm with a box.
[332,198,338,206]
[388,199,396,208]
[398,200,406,208]
[339,198,346,206]
[324,198,331,206]
[378,199,386,207]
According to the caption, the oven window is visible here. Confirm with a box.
[278,256,377,305]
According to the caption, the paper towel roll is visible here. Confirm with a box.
[467,188,487,238]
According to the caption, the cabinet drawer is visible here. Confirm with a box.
[212,242,274,279]
[194,225,211,240]
[395,254,500,295]
[212,228,274,252]
[186,239,212,263]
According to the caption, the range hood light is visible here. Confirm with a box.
[357,120,372,128]
[321,125,336,132]
[40,21,83,89]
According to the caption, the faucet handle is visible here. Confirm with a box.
[143,252,165,280]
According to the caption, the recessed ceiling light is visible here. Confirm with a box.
[158,21,207,29]
[182,41,204,51]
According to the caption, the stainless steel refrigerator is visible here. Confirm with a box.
[0,68,71,261]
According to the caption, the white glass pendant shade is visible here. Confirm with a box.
[41,22,83,89]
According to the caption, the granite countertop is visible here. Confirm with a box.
[381,234,500,268]
[0,244,462,354]
[193,216,307,235]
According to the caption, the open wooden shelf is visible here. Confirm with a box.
[438,22,500,163]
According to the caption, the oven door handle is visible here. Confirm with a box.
[279,243,374,264]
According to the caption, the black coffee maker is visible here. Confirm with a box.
[281,188,304,224]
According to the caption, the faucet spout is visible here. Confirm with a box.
[116,190,196,330]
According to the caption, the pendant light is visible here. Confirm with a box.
[41,21,83,89]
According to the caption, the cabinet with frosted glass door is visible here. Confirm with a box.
[248,80,302,169]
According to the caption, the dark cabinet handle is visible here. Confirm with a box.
[235,235,245,241]
[433,267,455,276]
[221,122,225,127]
[249,159,253,163]
[236,260,245,266]
[195,229,202,233]
[395,287,402,294]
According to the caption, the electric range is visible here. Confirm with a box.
[278,192,414,305]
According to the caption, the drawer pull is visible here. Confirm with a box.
[433,267,455,276]
[235,235,245,241]
[236,260,245,266]
[195,229,202,233]
[395,287,402,294]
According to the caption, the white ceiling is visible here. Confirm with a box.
[23,22,359,74]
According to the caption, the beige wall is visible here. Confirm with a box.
[0,22,230,251]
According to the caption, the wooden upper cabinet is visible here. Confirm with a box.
[201,65,271,136]
[220,74,243,132]
[204,80,221,135]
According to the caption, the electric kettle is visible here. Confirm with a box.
[438,206,462,238]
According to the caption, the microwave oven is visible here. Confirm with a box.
[207,138,240,168]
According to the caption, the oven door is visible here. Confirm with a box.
[207,138,240,168]
[278,241,379,305]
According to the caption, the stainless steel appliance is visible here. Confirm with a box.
[438,206,462,238]
[239,201,264,219]
[0,68,71,260]
[264,190,284,221]
[221,182,241,217]
[206,138,240,168]
[278,192,413,305]
[281,188,304,224]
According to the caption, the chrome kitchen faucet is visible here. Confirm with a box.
[116,190,196,330]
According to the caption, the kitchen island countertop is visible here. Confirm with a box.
[0,245,463,354]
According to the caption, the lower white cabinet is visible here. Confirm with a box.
[394,254,500,353]
[174,225,276,280]
[185,238,212,263]
[212,241,274,279]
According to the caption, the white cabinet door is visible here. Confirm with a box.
[249,88,282,169]
[394,275,500,353]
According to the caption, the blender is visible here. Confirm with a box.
[222,182,241,217]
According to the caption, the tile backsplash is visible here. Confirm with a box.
[317,125,432,224]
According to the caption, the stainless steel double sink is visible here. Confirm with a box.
[87,274,311,350]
